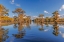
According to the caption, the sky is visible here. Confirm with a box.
[0,0,64,17]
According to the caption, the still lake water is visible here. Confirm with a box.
[1,22,64,42]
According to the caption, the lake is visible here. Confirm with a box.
[1,22,64,42]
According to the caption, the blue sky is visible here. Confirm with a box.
[0,0,64,17]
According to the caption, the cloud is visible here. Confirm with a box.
[44,10,49,14]
[10,0,20,7]
[10,0,14,4]
[32,16,37,17]
[59,14,64,18]
[12,0,14,2]
[59,9,61,11]
[59,4,64,11]
[16,4,20,7]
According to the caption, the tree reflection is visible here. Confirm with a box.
[12,31,25,38]
[52,21,59,36]
[39,23,44,31]
[12,23,25,38]
[13,23,18,29]
[0,26,9,42]
[52,11,59,36]
[53,24,59,36]
[45,22,49,27]
[26,22,31,29]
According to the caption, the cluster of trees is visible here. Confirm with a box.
[0,4,27,23]
[34,11,61,23]
[1,4,63,24]
[0,4,25,17]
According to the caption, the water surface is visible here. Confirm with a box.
[1,22,64,42]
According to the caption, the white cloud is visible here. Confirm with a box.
[10,0,20,7]
[10,0,14,4]
[12,0,14,3]
[15,4,20,7]
[59,14,64,18]
[59,9,61,11]
[44,10,49,14]
[33,16,38,18]
[10,2,14,4]
[59,4,64,11]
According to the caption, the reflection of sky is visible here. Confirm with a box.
[2,25,18,36]
[59,31,64,38]
[59,25,64,28]
[58,24,64,38]
[31,23,53,32]
[2,23,64,42]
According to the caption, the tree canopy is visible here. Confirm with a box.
[38,14,44,17]
[0,4,9,16]
[12,8,25,14]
